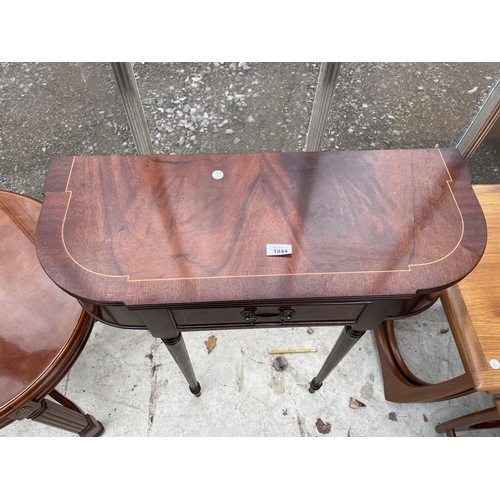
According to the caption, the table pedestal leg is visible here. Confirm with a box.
[161,334,201,397]
[309,326,366,393]
[10,398,104,436]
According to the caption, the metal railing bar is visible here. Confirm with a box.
[456,79,500,160]
[111,62,154,155]
[304,62,341,152]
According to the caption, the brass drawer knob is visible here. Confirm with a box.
[280,309,295,322]
[240,310,257,323]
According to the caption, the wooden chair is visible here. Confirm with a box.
[0,191,104,437]
[435,399,500,436]
[374,184,500,435]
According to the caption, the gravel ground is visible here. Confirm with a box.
[1,61,500,200]
[134,62,320,155]
[0,62,132,198]
[324,62,500,150]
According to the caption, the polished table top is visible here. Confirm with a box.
[0,191,91,417]
[33,148,487,398]
[35,148,486,309]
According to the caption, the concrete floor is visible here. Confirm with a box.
[1,62,500,438]
[1,300,499,437]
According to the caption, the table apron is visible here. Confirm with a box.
[78,294,439,337]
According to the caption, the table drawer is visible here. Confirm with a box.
[172,302,369,328]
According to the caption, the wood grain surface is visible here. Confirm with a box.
[0,192,94,419]
[35,149,486,307]
[441,184,500,393]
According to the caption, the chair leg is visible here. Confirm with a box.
[435,400,500,436]
[374,320,476,403]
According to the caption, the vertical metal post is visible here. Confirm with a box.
[304,62,341,152]
[111,62,154,155]
[456,79,500,160]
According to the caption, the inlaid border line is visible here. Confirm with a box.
[60,151,465,282]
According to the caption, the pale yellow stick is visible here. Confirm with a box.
[268,349,317,355]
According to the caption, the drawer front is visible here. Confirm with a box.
[172,302,369,329]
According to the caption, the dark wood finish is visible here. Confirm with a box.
[49,388,84,413]
[435,399,500,436]
[0,191,103,436]
[309,326,366,393]
[173,302,368,328]
[35,149,486,393]
[161,334,201,396]
[375,186,500,415]
[36,149,485,307]
[374,320,476,402]
[29,398,104,437]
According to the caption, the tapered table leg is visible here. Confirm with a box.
[309,326,366,393]
[162,334,201,397]
[139,310,201,397]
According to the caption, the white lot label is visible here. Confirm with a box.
[266,244,292,256]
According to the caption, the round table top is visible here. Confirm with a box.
[0,191,90,419]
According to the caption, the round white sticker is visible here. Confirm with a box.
[212,170,224,180]
[490,359,500,370]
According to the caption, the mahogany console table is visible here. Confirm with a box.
[35,149,486,397]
